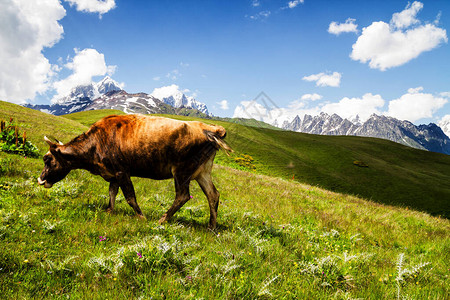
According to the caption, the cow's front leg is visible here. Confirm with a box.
[116,172,145,219]
[106,181,119,213]
[159,176,190,224]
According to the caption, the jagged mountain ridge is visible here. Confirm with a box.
[150,85,209,115]
[24,77,210,117]
[282,112,450,155]
[86,90,211,118]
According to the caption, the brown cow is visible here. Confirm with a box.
[38,114,232,229]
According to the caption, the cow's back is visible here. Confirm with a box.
[90,115,218,179]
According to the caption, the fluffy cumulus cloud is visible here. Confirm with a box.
[233,100,287,124]
[64,0,116,16]
[391,1,422,29]
[151,84,182,99]
[328,18,358,35]
[218,100,229,110]
[301,93,322,101]
[351,1,447,71]
[0,0,117,104]
[386,87,447,122]
[302,72,342,87]
[52,48,117,103]
[0,0,66,104]
[321,93,385,121]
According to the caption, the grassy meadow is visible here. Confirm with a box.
[0,100,449,298]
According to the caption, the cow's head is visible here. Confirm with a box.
[38,136,72,188]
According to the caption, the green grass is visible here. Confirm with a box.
[0,101,449,298]
[0,151,448,299]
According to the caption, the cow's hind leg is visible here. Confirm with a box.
[196,172,220,230]
[116,172,145,219]
[106,181,119,213]
[159,176,191,224]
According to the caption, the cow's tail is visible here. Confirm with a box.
[204,126,233,156]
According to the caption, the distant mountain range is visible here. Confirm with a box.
[24,76,210,117]
[282,113,450,155]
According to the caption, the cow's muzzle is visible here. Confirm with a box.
[38,177,53,188]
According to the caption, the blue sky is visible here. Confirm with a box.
[1,0,449,127]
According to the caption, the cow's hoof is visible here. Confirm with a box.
[137,214,147,220]
[158,215,168,224]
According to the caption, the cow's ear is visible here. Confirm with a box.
[56,145,76,160]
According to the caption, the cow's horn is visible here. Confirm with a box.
[44,136,54,146]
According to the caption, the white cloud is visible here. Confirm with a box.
[248,10,271,20]
[52,48,116,103]
[233,100,280,123]
[302,72,342,87]
[151,84,181,99]
[391,1,422,29]
[180,62,190,67]
[350,2,447,71]
[301,93,322,101]
[153,76,160,81]
[328,18,358,35]
[386,88,447,122]
[288,0,304,9]
[218,100,229,110]
[64,0,116,17]
[321,93,385,122]
[439,92,450,98]
[407,86,424,94]
[252,0,260,7]
[0,0,65,104]
[438,115,450,138]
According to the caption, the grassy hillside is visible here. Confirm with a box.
[0,101,87,154]
[215,117,281,130]
[0,101,449,298]
[63,109,450,218]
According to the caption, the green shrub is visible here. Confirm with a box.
[234,154,256,170]
[0,118,39,158]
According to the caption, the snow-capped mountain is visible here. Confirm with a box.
[151,84,210,115]
[86,90,161,114]
[282,113,450,155]
[85,90,210,117]
[24,78,211,117]
[25,76,123,115]
[53,76,123,106]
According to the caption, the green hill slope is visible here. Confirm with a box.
[62,109,450,218]
[0,100,88,154]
